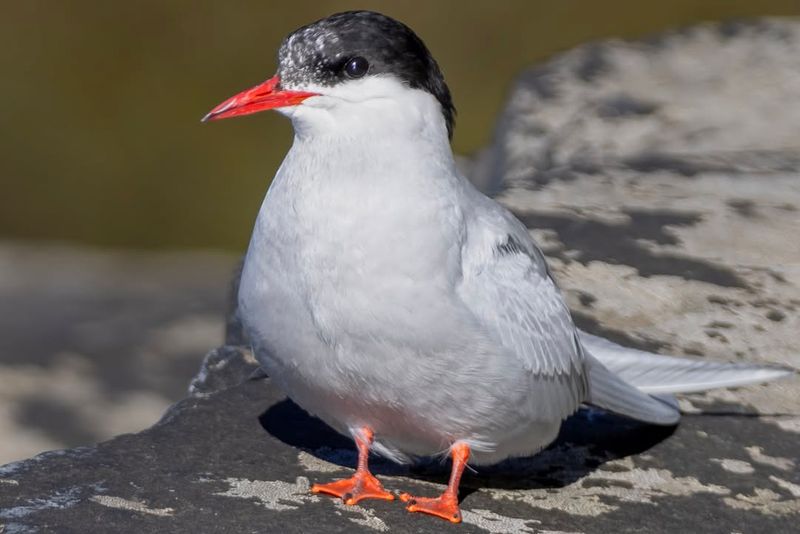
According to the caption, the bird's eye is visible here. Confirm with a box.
[344,56,369,78]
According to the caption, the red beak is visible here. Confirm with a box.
[202,75,318,122]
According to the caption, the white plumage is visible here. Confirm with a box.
[236,76,792,466]
[201,10,799,520]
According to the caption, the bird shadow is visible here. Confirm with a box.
[258,399,675,494]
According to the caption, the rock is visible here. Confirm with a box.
[470,17,800,425]
[0,243,236,465]
[1,346,798,533]
[2,17,799,534]
[472,18,800,195]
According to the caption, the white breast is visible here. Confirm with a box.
[237,84,570,464]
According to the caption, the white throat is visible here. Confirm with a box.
[280,76,453,170]
[248,76,466,292]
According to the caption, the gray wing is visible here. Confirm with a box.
[457,199,587,422]
[455,192,684,426]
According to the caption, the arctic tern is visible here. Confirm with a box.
[203,10,794,523]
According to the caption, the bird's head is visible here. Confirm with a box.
[203,11,455,141]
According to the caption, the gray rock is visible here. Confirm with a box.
[2,17,799,534]
[1,346,798,533]
[468,18,800,428]
[472,18,800,194]
[0,243,236,465]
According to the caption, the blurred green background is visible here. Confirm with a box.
[2,0,799,252]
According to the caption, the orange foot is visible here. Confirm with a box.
[399,442,471,523]
[312,471,394,505]
[311,426,394,505]
[400,492,462,523]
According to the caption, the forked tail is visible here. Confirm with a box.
[580,330,795,425]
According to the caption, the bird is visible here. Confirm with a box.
[203,10,795,523]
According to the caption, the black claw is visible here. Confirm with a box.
[342,492,353,503]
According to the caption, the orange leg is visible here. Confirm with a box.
[311,427,394,505]
[399,442,470,523]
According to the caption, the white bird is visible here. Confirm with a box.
[203,10,794,523]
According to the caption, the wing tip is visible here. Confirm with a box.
[641,364,797,394]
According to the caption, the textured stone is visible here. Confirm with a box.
[0,346,798,533]
[0,243,235,465]
[470,17,800,428]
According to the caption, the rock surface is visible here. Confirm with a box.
[2,18,800,534]
[1,346,798,533]
[0,243,236,464]
[469,17,800,428]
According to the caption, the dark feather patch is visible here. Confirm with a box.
[278,11,456,138]
[496,235,526,256]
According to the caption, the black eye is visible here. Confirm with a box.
[344,56,369,78]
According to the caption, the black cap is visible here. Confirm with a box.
[277,11,456,138]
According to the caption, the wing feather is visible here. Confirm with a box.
[457,200,587,422]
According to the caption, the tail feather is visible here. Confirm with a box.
[585,353,680,425]
[579,330,795,394]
